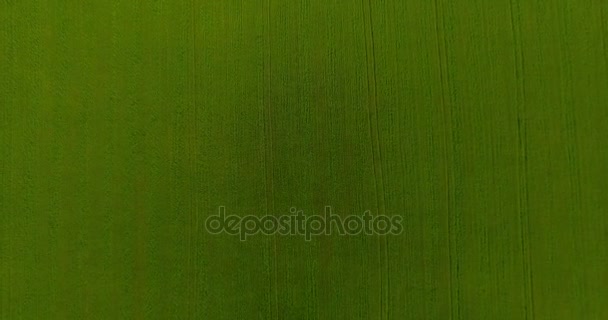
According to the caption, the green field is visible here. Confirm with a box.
[1,0,607,319]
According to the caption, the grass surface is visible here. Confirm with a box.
[1,0,607,319]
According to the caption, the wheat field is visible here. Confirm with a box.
[1,0,607,319]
